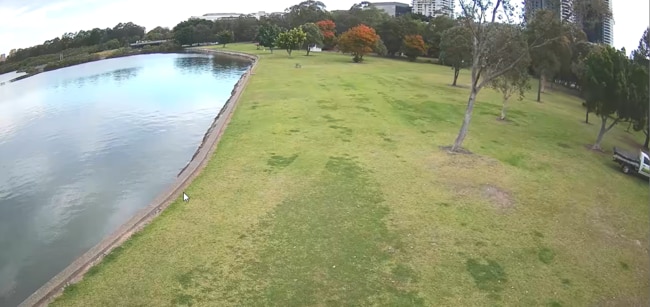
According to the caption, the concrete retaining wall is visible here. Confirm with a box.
[19,49,259,307]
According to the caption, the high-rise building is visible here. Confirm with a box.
[581,0,614,46]
[525,0,572,21]
[411,0,454,18]
[527,0,614,46]
[600,0,614,46]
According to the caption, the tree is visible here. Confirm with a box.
[422,15,456,58]
[215,15,260,42]
[256,23,283,53]
[349,6,390,29]
[448,0,612,152]
[216,30,234,47]
[331,10,361,35]
[286,0,330,28]
[489,51,531,120]
[172,18,215,46]
[402,35,427,61]
[145,26,172,41]
[376,16,423,57]
[450,1,574,152]
[337,24,380,63]
[584,46,631,150]
[631,28,650,148]
[527,9,569,102]
[316,20,337,49]
[301,23,323,55]
[632,28,649,67]
[376,19,404,56]
[556,23,589,90]
[194,24,214,44]
[261,13,291,30]
[276,27,307,55]
[373,38,388,56]
[439,26,472,86]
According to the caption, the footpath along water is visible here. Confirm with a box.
[0,53,249,306]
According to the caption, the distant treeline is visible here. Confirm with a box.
[0,22,179,74]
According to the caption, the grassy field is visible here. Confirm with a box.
[53,44,649,306]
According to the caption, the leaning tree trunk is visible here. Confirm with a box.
[500,96,510,120]
[537,73,544,102]
[592,115,620,150]
[585,109,590,124]
[592,116,608,150]
[451,87,478,151]
[452,68,460,86]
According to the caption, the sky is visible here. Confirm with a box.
[0,0,648,56]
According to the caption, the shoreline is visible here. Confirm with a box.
[18,48,259,307]
[0,48,185,84]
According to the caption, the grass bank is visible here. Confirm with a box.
[53,44,648,306]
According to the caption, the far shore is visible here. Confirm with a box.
[0,46,258,85]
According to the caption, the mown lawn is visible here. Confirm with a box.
[53,44,649,306]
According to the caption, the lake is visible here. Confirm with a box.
[0,53,250,306]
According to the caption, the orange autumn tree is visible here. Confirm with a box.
[338,24,380,63]
[402,34,427,62]
[316,19,337,50]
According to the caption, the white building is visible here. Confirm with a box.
[411,0,454,18]
[191,11,275,21]
[601,0,614,46]
[526,0,573,22]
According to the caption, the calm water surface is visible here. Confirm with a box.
[0,53,249,306]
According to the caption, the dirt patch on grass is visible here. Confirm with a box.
[481,185,514,211]
[451,184,514,213]
[430,151,515,212]
[439,145,473,155]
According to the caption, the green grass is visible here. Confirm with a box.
[52,44,649,306]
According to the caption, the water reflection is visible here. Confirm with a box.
[174,56,212,75]
[0,53,249,306]
[57,67,143,89]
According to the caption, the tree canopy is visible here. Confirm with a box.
[301,23,324,55]
[338,24,380,63]
[584,46,632,150]
[276,27,307,55]
[256,23,283,52]
[439,26,473,86]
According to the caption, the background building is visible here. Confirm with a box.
[367,2,411,17]
[526,0,613,46]
[191,11,272,21]
[599,0,614,46]
[525,0,572,21]
[0,54,5,62]
[411,0,454,18]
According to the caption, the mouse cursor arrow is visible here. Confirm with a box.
[183,192,190,202]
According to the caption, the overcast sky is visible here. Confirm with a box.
[0,0,647,56]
